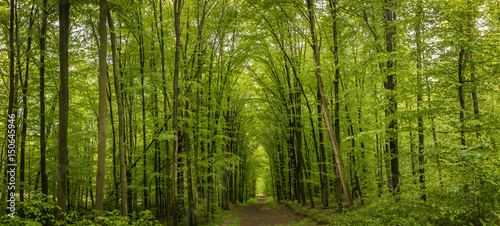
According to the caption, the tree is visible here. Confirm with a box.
[57,0,70,219]
[415,0,426,201]
[39,0,49,200]
[107,4,128,217]
[172,0,182,224]
[95,0,108,214]
[384,0,400,194]
[306,0,352,209]
[5,0,17,212]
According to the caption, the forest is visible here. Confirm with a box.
[1,0,500,225]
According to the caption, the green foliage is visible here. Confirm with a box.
[240,197,260,206]
[13,194,60,225]
[264,197,275,205]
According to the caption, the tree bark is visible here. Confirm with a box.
[6,0,18,213]
[158,0,171,222]
[20,5,35,207]
[136,2,149,209]
[458,48,466,146]
[39,0,49,200]
[307,0,352,209]
[107,6,128,216]
[384,0,400,194]
[327,0,344,208]
[173,0,183,224]
[416,1,426,201]
[95,0,108,214]
[222,110,230,210]
[57,0,70,219]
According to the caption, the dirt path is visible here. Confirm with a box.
[234,196,312,226]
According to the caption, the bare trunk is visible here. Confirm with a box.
[40,0,49,199]
[416,2,426,201]
[307,0,352,209]
[20,6,35,207]
[173,0,183,224]
[57,0,70,219]
[458,48,466,146]
[384,0,400,194]
[158,0,170,222]
[107,7,128,216]
[95,0,108,214]
[5,0,18,216]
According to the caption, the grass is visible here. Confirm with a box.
[204,209,240,226]
[239,197,260,206]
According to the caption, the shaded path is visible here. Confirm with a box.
[235,196,312,226]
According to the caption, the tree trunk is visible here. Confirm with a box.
[222,110,230,210]
[39,0,49,200]
[327,0,345,209]
[57,0,70,219]
[416,1,426,201]
[317,93,329,207]
[157,0,171,222]
[20,5,35,208]
[95,0,108,214]
[458,48,466,146]
[137,5,148,210]
[6,0,18,216]
[173,0,183,224]
[107,6,128,216]
[468,8,480,137]
[307,0,352,209]
[384,0,400,194]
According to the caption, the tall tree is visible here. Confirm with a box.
[415,0,426,201]
[5,0,17,212]
[20,5,36,207]
[39,0,49,199]
[158,0,171,222]
[57,0,70,219]
[384,0,400,194]
[306,0,352,208]
[327,0,344,208]
[173,0,183,224]
[107,6,128,216]
[95,0,108,214]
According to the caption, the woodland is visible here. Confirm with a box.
[1,0,500,225]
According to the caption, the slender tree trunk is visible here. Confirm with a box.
[222,110,230,210]
[458,48,466,146]
[173,0,183,224]
[307,0,352,209]
[384,0,400,194]
[107,7,128,216]
[416,1,426,201]
[5,0,18,215]
[327,0,345,208]
[40,0,49,200]
[106,72,118,204]
[95,0,108,215]
[192,1,207,223]
[317,94,329,207]
[57,0,70,219]
[468,9,480,137]
[158,0,171,222]
[20,6,35,208]
[184,101,195,225]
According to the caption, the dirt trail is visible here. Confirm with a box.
[234,196,312,226]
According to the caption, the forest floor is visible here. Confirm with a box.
[222,196,316,226]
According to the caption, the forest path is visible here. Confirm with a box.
[230,196,314,226]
